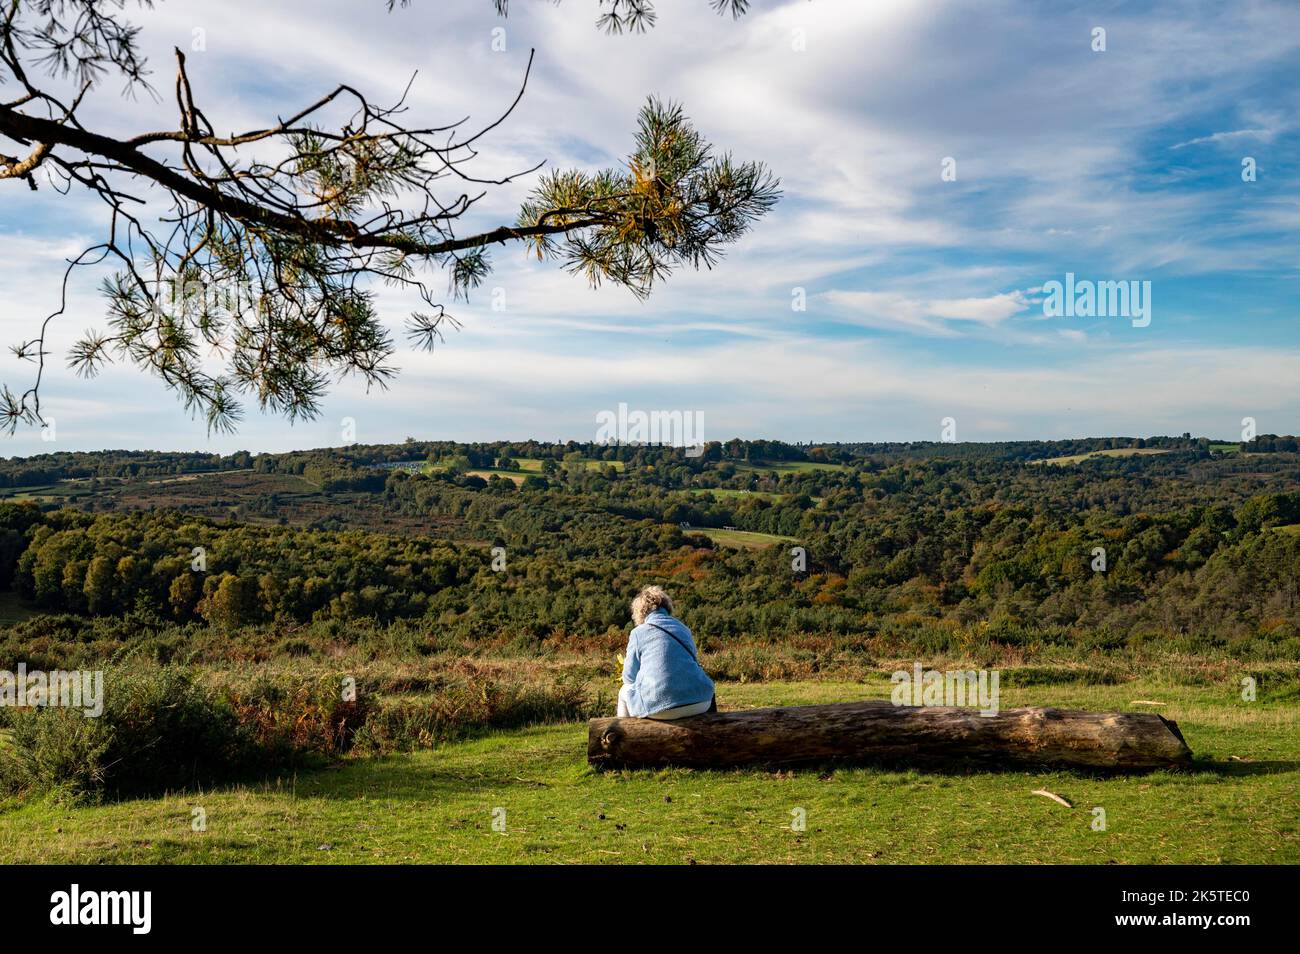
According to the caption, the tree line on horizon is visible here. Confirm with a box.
[3,433,1299,490]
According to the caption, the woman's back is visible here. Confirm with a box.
[621,606,714,718]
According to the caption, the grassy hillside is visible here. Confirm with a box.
[1033,448,1174,466]
[1,678,1293,864]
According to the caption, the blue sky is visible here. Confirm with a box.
[1,0,1298,454]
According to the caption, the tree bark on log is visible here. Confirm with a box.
[587,701,1192,772]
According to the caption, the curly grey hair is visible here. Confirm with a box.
[631,585,674,625]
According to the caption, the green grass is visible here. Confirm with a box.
[0,484,56,500]
[466,469,526,484]
[0,483,91,502]
[686,489,788,501]
[691,527,797,549]
[735,459,849,474]
[2,679,1294,864]
[416,457,838,481]
[421,457,625,482]
[1033,448,1174,466]
[0,591,36,625]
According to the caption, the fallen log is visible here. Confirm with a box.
[587,700,1192,772]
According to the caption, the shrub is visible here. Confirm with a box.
[352,673,602,754]
[225,672,373,757]
[0,707,112,799]
[0,667,258,801]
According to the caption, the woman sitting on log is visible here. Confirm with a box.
[617,586,716,719]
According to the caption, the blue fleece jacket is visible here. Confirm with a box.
[620,609,714,717]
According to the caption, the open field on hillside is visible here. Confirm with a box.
[386,457,623,484]
[689,527,797,549]
[1033,449,1175,466]
[23,470,468,537]
[686,488,789,500]
[735,459,850,474]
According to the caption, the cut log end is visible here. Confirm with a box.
[587,700,1192,773]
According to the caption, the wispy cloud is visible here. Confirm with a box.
[1171,128,1276,150]
[819,289,1031,336]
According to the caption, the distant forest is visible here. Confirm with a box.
[1,435,1298,662]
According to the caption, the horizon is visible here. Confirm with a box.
[0,430,1289,462]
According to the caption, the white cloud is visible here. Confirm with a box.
[928,291,1030,325]
[818,288,1030,335]
[1171,128,1275,150]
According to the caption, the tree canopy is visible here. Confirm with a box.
[2,437,1299,654]
[0,0,776,433]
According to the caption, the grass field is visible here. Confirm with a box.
[690,527,797,549]
[1033,449,1174,466]
[0,481,97,503]
[0,484,59,501]
[466,469,528,484]
[736,459,850,474]
[1,678,1293,864]
[418,457,626,483]
[686,488,788,500]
